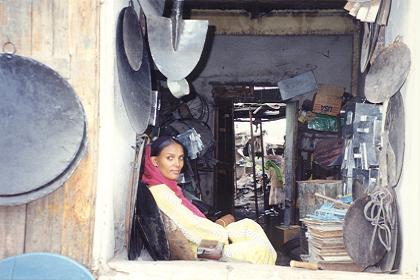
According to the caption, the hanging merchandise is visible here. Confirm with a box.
[161,119,214,158]
[343,194,387,269]
[364,40,411,104]
[176,128,204,160]
[343,187,399,272]
[340,102,383,195]
[123,4,144,71]
[0,54,87,206]
[138,0,166,17]
[116,6,153,134]
[143,0,208,97]
[178,95,210,123]
[384,92,405,188]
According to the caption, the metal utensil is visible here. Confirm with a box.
[123,5,143,71]
[146,0,208,81]
[343,195,387,267]
[116,7,152,134]
[364,41,411,103]
[0,54,87,206]
[138,0,166,17]
[384,92,404,188]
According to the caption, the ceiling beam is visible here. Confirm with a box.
[181,0,347,12]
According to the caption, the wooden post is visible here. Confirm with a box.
[284,102,298,225]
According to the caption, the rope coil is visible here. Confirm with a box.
[363,187,395,252]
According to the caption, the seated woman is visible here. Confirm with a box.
[141,136,277,265]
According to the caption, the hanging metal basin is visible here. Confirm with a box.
[116,7,152,134]
[385,91,405,188]
[343,195,387,267]
[364,41,411,103]
[0,54,87,206]
[123,6,144,71]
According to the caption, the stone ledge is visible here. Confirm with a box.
[98,257,416,280]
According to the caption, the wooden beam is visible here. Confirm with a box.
[184,0,347,11]
[191,10,357,36]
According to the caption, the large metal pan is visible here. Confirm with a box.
[146,0,208,81]
[364,41,411,103]
[384,91,405,188]
[360,22,381,73]
[116,7,152,134]
[123,5,144,71]
[343,195,387,267]
[0,54,87,206]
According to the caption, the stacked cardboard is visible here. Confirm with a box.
[302,218,352,263]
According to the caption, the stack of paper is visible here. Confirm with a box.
[344,0,390,25]
[302,218,352,263]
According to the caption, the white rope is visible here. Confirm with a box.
[363,187,395,252]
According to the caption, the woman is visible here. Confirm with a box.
[141,136,277,265]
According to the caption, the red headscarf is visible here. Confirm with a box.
[141,145,206,218]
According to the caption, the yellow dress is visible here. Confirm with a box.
[149,184,277,265]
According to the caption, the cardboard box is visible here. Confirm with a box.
[312,84,344,116]
[271,225,300,249]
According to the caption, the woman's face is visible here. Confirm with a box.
[152,142,184,180]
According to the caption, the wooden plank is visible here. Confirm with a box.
[0,205,27,259]
[25,188,64,253]
[31,0,70,78]
[52,0,69,57]
[31,0,54,56]
[0,0,32,55]
[60,0,99,267]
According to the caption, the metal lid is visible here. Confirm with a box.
[0,54,86,205]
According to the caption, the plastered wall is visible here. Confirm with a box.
[385,0,420,275]
[92,0,137,272]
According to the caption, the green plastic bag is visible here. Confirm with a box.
[308,113,338,132]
